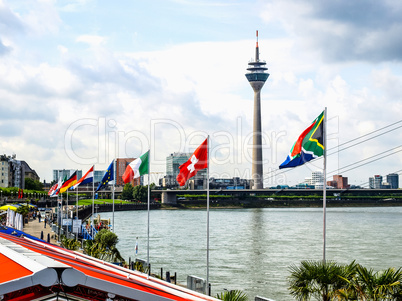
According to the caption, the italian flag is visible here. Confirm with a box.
[122,150,149,184]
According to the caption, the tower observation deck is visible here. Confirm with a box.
[245,31,269,189]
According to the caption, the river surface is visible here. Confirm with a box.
[99,207,402,300]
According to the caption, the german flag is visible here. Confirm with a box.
[59,171,78,193]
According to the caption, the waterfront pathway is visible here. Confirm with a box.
[23,217,59,245]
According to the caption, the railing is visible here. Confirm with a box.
[81,224,98,240]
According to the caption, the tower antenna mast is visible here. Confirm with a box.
[245,30,269,189]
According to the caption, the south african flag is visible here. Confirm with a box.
[279,111,325,169]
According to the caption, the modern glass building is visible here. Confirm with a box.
[369,175,382,189]
[165,152,206,188]
[53,169,82,182]
[386,173,399,189]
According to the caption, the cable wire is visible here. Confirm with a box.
[327,125,402,155]
[327,119,402,151]
[328,148,402,176]
[327,146,402,175]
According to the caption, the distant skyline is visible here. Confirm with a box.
[0,0,401,187]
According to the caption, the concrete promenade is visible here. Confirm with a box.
[23,217,59,245]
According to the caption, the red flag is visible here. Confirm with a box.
[176,138,208,186]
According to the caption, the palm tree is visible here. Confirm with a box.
[216,290,248,301]
[333,261,360,300]
[289,260,402,301]
[354,265,402,300]
[83,229,124,262]
[288,260,348,301]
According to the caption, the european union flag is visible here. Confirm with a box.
[96,160,114,192]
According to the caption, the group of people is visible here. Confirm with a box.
[32,210,52,228]
[84,221,110,232]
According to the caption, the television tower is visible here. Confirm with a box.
[245,30,269,189]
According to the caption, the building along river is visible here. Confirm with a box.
[100,207,402,301]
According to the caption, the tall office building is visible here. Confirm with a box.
[1,155,10,188]
[53,169,82,182]
[163,152,206,189]
[327,175,349,189]
[312,171,324,185]
[369,175,382,189]
[386,173,399,189]
[245,31,269,189]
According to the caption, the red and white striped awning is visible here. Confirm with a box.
[0,232,219,301]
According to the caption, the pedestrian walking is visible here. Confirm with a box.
[44,217,47,228]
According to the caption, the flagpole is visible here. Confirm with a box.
[66,188,69,238]
[112,159,115,232]
[92,166,95,238]
[76,186,78,220]
[76,185,78,238]
[323,107,327,262]
[206,135,210,296]
[59,193,62,242]
[57,192,59,241]
[147,149,151,275]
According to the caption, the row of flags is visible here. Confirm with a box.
[48,110,325,197]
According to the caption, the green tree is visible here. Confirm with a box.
[353,265,402,300]
[95,229,119,249]
[288,260,402,301]
[24,178,44,190]
[83,229,124,262]
[60,236,81,250]
[288,260,348,301]
[216,290,248,301]
[16,205,29,218]
[133,185,147,201]
[121,183,133,200]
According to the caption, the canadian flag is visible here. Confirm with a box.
[176,138,208,186]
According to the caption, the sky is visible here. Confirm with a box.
[0,0,401,187]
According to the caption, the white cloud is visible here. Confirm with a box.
[76,35,107,47]
[0,0,401,187]
[23,0,62,36]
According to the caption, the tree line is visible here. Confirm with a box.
[121,183,156,201]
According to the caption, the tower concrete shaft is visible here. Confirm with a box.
[245,31,269,189]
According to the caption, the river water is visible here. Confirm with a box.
[100,207,402,300]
